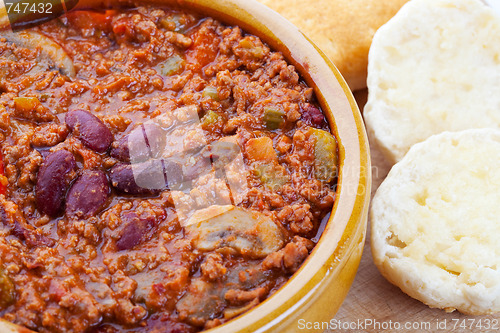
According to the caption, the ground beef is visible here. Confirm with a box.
[0,6,338,333]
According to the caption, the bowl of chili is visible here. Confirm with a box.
[0,0,370,332]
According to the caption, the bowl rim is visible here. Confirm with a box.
[2,0,371,331]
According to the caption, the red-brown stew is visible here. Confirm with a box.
[0,6,338,332]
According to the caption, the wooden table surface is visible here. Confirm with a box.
[330,90,500,333]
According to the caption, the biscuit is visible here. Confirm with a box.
[371,129,500,315]
[257,0,409,91]
[0,0,9,30]
[364,0,500,163]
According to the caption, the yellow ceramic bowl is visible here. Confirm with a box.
[1,0,371,331]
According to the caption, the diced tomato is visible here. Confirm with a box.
[65,10,116,33]
[112,17,133,37]
[0,152,6,195]
[186,25,221,72]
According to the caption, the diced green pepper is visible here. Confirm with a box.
[263,107,285,130]
[201,110,222,129]
[309,128,338,183]
[156,54,185,76]
[0,268,15,309]
[202,86,220,101]
[254,164,289,191]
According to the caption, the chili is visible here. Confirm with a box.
[0,7,338,333]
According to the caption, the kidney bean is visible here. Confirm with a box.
[36,150,77,217]
[11,220,54,247]
[66,169,110,219]
[301,104,325,127]
[163,159,185,186]
[66,110,113,152]
[110,162,161,195]
[1,199,54,247]
[115,211,157,250]
[110,160,183,195]
[110,123,166,163]
[143,123,166,158]
[110,126,147,163]
[133,159,169,191]
[110,164,157,195]
[110,135,132,163]
[182,155,211,181]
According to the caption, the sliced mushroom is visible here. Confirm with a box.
[1,31,75,78]
[184,205,284,259]
[176,278,226,327]
[176,262,271,326]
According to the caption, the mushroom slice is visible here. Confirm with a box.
[176,278,225,327]
[184,205,285,258]
[1,31,75,78]
[176,265,269,326]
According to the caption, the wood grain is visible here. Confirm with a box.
[330,89,500,333]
